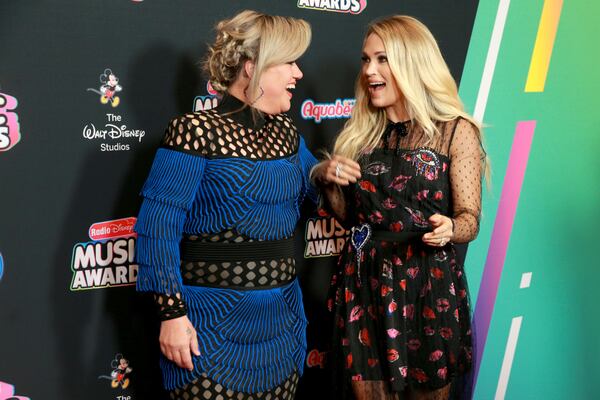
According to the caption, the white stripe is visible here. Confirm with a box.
[473,0,512,123]
[495,316,523,400]
[519,272,532,288]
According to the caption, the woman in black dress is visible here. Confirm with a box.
[314,15,486,400]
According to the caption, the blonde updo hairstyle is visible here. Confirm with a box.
[334,15,483,162]
[204,10,311,104]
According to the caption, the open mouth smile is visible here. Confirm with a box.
[286,83,296,98]
[368,81,386,93]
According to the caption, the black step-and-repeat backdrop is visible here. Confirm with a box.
[0,1,478,399]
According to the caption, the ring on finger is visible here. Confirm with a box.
[335,163,343,179]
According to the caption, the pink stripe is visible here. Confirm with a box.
[473,120,536,383]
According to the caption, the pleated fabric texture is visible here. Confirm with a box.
[297,136,319,205]
[135,142,317,295]
[134,138,317,392]
[159,279,307,392]
[136,148,207,295]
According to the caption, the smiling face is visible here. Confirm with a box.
[253,61,303,115]
[362,34,406,121]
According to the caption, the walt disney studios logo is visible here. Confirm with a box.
[83,69,146,152]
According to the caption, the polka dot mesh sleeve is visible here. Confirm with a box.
[448,118,485,243]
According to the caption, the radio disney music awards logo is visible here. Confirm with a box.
[305,210,349,257]
[0,381,30,400]
[70,217,138,291]
[301,98,355,123]
[297,0,367,14]
[0,91,21,153]
[83,68,146,152]
[98,353,133,391]
[193,81,219,112]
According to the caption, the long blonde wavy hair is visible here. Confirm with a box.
[334,15,483,162]
[204,10,311,103]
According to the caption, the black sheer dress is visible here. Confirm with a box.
[327,118,485,397]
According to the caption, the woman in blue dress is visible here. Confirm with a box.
[134,10,316,399]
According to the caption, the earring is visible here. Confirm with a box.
[244,87,265,106]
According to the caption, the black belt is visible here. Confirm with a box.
[180,237,294,262]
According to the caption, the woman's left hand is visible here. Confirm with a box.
[422,214,454,247]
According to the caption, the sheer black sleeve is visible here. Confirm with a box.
[448,118,485,243]
[154,293,188,321]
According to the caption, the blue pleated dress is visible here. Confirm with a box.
[134,95,318,393]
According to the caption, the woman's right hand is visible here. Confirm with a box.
[313,155,361,186]
[159,315,200,371]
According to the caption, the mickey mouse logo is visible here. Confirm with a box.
[98,353,133,389]
[87,69,123,107]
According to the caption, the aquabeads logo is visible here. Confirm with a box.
[98,353,133,390]
[0,252,4,282]
[70,217,138,291]
[301,98,355,123]
[0,92,21,153]
[297,0,367,14]
[193,81,218,112]
[83,68,145,152]
[305,210,349,257]
[0,381,30,400]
